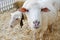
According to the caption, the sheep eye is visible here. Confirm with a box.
[26,9,29,12]
[41,8,50,12]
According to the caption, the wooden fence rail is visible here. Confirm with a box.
[0,0,17,12]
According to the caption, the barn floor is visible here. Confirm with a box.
[0,9,60,40]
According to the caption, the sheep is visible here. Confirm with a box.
[19,0,59,40]
[9,1,25,28]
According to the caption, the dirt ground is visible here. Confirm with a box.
[0,8,60,40]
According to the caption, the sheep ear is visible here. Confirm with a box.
[19,8,29,12]
[41,8,50,12]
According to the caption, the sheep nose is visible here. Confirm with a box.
[33,20,40,29]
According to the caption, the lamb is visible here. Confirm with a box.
[9,10,22,27]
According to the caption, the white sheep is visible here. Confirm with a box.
[20,0,59,40]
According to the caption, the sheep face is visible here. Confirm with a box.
[23,6,42,30]
[23,6,56,30]
[9,11,22,28]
